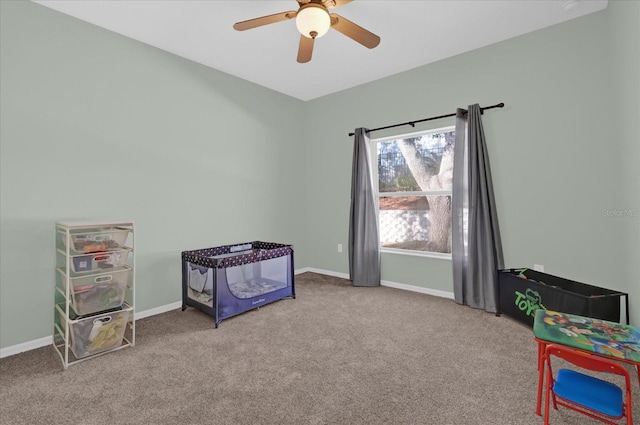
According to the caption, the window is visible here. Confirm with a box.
[372,126,455,258]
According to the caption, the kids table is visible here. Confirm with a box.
[533,309,640,416]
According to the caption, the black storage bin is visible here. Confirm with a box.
[498,268,629,327]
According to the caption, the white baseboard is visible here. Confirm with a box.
[381,280,455,300]
[299,267,349,279]
[299,267,455,299]
[1,268,452,358]
[0,335,53,359]
[135,301,182,320]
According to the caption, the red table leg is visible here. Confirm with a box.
[535,339,546,416]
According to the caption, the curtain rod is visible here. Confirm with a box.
[348,102,505,137]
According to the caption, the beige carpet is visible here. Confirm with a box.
[1,272,637,424]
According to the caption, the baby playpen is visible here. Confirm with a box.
[181,241,295,327]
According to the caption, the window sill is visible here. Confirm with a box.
[381,247,452,260]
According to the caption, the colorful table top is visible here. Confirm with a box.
[533,309,640,363]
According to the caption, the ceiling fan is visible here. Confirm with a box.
[233,0,380,63]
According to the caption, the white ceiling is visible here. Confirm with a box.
[33,0,608,101]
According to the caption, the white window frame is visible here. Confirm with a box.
[371,125,455,260]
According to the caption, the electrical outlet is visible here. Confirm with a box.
[533,264,544,272]
[338,244,343,253]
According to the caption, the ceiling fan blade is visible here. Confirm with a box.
[297,35,315,63]
[324,0,353,9]
[330,13,380,49]
[233,11,297,31]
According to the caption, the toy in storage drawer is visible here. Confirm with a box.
[58,304,131,359]
[71,248,131,273]
[61,228,131,254]
[67,267,131,316]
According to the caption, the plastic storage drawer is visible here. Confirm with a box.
[61,228,131,254]
[59,305,132,359]
[70,248,131,274]
[67,267,131,316]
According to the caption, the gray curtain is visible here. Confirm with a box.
[452,105,504,312]
[348,128,381,287]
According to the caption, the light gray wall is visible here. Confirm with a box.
[608,0,640,326]
[1,1,638,350]
[304,1,639,323]
[0,1,307,348]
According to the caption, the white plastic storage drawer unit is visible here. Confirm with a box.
[54,220,135,369]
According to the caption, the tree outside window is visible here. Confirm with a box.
[374,127,455,256]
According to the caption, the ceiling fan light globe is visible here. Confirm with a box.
[296,4,331,39]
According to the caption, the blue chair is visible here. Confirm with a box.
[543,344,632,425]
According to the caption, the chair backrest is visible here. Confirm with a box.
[545,344,631,379]
[545,343,633,405]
